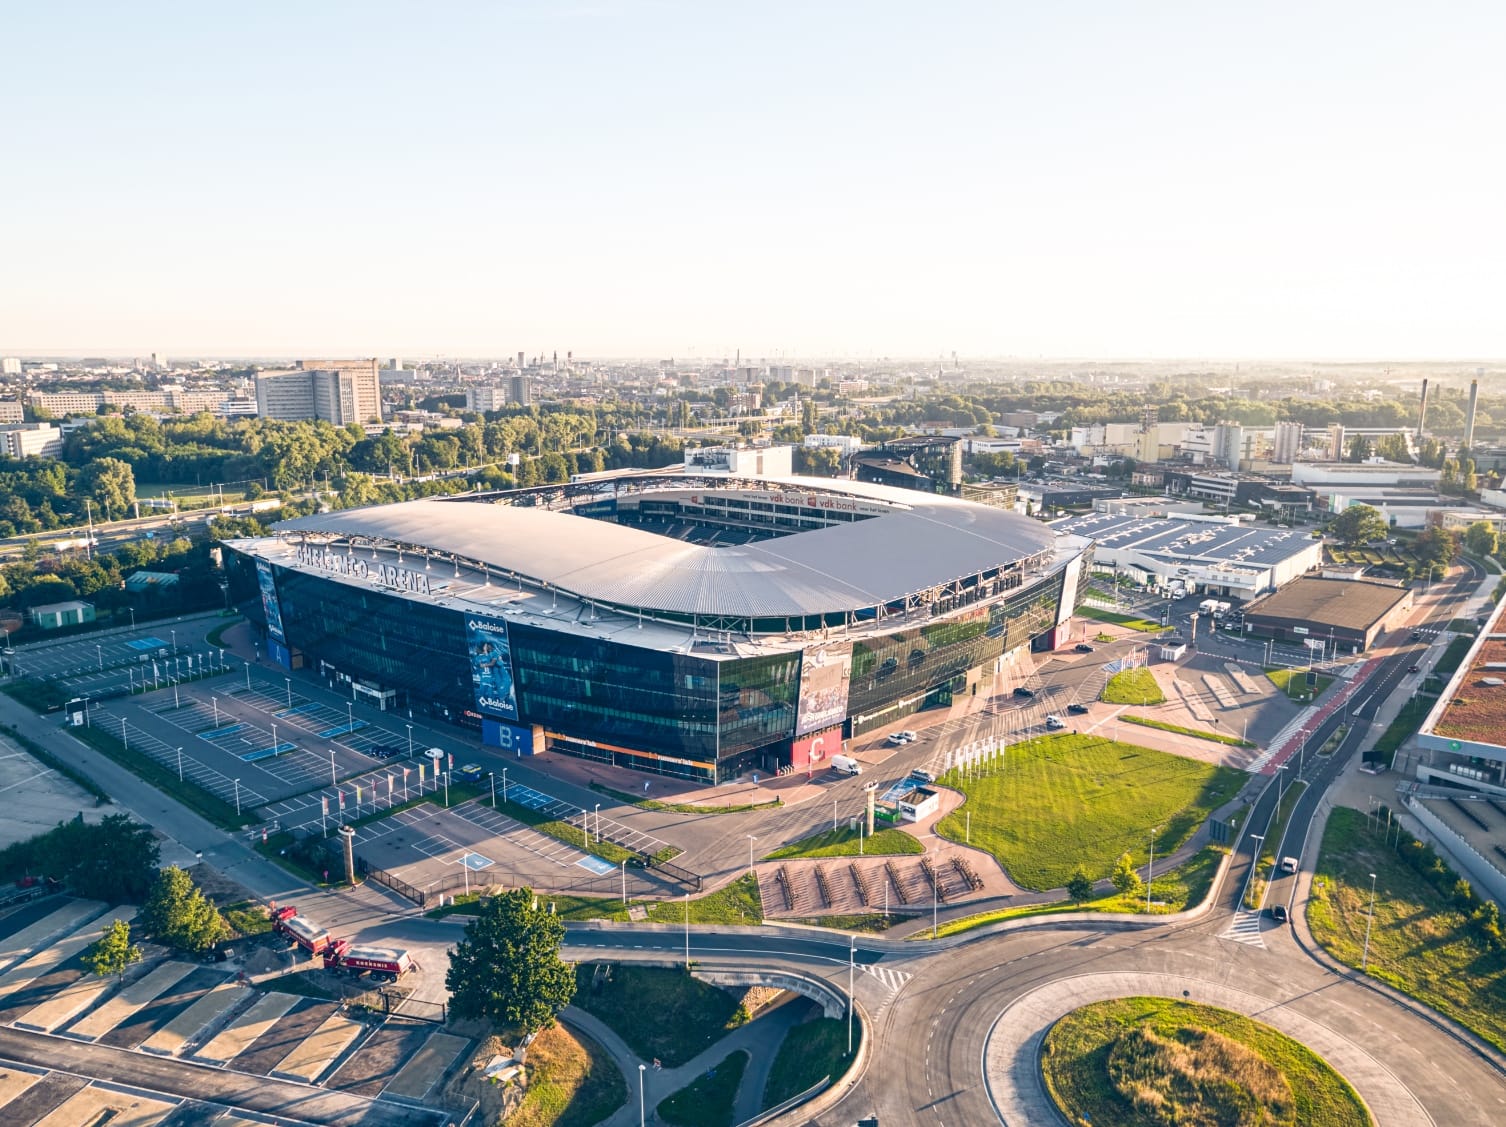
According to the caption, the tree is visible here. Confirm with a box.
[1329,504,1387,547]
[1110,852,1143,898]
[1414,526,1460,574]
[84,918,141,981]
[1066,865,1094,905]
[81,456,137,518]
[1464,520,1499,559]
[1346,434,1373,463]
[446,888,576,1034]
[139,865,227,953]
[1375,432,1412,463]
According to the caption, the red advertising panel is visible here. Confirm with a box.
[795,641,853,738]
[791,726,841,770]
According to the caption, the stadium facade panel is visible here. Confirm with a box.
[225,474,1088,782]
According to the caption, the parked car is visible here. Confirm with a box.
[1044,714,1066,730]
[886,733,907,746]
[1074,643,1095,653]
[1270,904,1289,923]
[1013,686,1036,699]
[909,768,935,784]
[1067,702,1090,715]
[898,730,917,742]
[456,763,485,782]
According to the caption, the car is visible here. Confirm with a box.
[899,730,917,742]
[1074,643,1095,653]
[1280,856,1299,875]
[909,768,935,784]
[1044,714,1066,730]
[1270,904,1288,923]
[1013,686,1036,699]
[1409,631,1422,641]
[1067,702,1090,715]
[456,763,485,782]
[886,733,908,746]
[1408,665,1420,674]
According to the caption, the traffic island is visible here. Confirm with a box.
[1039,996,1371,1127]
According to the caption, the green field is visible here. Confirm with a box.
[764,1018,859,1106]
[1078,606,1164,632]
[509,1023,627,1127]
[1041,997,1370,1127]
[1101,668,1165,705]
[764,825,924,860]
[644,873,762,926]
[934,734,1241,891]
[1121,714,1254,747]
[1266,668,1334,700]
[1306,806,1506,1053]
[657,1050,748,1127]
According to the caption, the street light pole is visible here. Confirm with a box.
[621,859,627,906]
[233,778,241,816]
[1146,826,1159,913]
[1362,871,1378,972]
[212,696,219,729]
[96,644,102,670]
[329,748,337,787]
[285,677,292,708]
[684,892,691,970]
[638,1063,646,1127]
[747,835,757,874]
[502,767,509,804]
[176,746,183,782]
[594,803,601,843]
[848,935,856,1054]
[489,772,496,808]
[407,723,413,759]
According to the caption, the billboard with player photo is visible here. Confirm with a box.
[466,616,519,721]
[795,640,853,738]
[256,560,285,643]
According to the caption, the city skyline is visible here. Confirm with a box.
[6,2,1504,359]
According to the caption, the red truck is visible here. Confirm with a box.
[271,906,332,956]
[322,939,415,983]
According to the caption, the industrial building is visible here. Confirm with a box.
[225,474,1089,782]
[1052,512,1323,597]
[1239,576,1413,652]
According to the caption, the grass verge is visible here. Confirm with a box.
[487,797,638,866]
[657,1050,748,1127]
[69,723,255,830]
[512,1022,627,1127]
[764,1017,858,1106]
[574,964,746,1067]
[1101,668,1165,706]
[1306,806,1506,1053]
[2,679,70,713]
[588,780,780,814]
[1266,668,1334,700]
[1,723,111,804]
[1041,996,1370,1127]
[934,733,1240,891]
[254,831,350,889]
[222,900,272,937]
[764,826,923,860]
[645,873,762,926]
[921,845,1227,939]
[1433,634,1473,679]
[1120,714,1254,748]
[1078,606,1164,632]
[1370,697,1432,766]
[204,616,243,650]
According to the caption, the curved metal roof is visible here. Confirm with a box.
[273,475,1056,620]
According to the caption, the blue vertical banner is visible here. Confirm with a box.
[257,560,285,643]
[467,616,519,721]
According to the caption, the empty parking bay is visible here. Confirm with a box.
[33,1083,177,1127]
[193,992,298,1066]
[384,1031,470,1100]
[66,961,198,1041]
[271,1009,366,1083]
[138,981,246,1057]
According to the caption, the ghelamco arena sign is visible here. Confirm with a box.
[295,544,432,596]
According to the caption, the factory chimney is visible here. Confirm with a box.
[1465,378,1481,450]
[1418,378,1430,437]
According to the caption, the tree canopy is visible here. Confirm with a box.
[445,888,576,1034]
[1329,504,1388,547]
[84,918,141,981]
[0,814,159,902]
[139,865,228,953]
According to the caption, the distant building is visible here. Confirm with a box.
[686,444,793,477]
[1272,420,1303,464]
[29,600,96,630]
[255,359,382,425]
[0,357,20,376]
[1241,576,1412,652]
[509,374,532,406]
[0,422,63,458]
[853,436,963,495]
[0,400,23,424]
[465,385,508,413]
[803,434,864,455]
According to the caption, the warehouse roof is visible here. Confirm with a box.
[1243,576,1410,630]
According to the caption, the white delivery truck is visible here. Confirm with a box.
[830,755,862,776]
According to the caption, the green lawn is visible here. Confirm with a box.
[657,1050,748,1127]
[764,1018,858,1106]
[1371,696,1432,766]
[1266,668,1334,700]
[1078,606,1164,632]
[1041,997,1370,1127]
[486,796,641,866]
[1100,668,1164,705]
[764,826,923,860]
[1121,714,1254,747]
[1433,634,1474,678]
[1307,806,1506,1053]
[934,734,1241,891]
[573,965,745,1067]
[511,1023,627,1127]
[644,873,762,926]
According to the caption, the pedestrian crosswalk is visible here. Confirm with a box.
[1219,909,1265,947]
[859,963,913,994]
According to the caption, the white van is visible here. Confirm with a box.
[831,755,862,776]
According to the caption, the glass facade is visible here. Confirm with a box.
[227,546,1077,783]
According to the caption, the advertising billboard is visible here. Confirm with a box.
[467,616,519,721]
[795,641,853,738]
[482,718,537,756]
[256,560,285,643]
[791,725,841,771]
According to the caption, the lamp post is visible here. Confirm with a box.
[684,891,691,971]
[127,606,135,630]
[847,934,856,1054]
[245,662,251,690]
[932,871,939,939]
[502,767,509,804]
[346,700,354,734]
[1248,833,1264,909]
[285,677,292,709]
[233,777,241,816]
[638,1063,646,1127]
[176,746,183,782]
[329,748,337,787]
[594,803,601,843]
[170,628,177,654]
[406,723,413,759]
[747,835,758,874]
[489,771,496,808]
[833,793,839,833]
[621,859,627,906]
[271,722,277,755]
[1362,871,1378,972]
[96,644,103,671]
[121,717,127,751]
[211,696,219,729]
[1146,825,1159,914]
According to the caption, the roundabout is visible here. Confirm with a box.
[983,971,1426,1125]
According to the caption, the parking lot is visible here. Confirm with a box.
[10,612,230,699]
[0,895,463,1125]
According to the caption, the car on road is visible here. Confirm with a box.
[886,733,908,746]
[1270,904,1289,923]
[456,763,485,782]
[1408,665,1420,674]
[1045,714,1066,730]
[1074,643,1095,653]
[1067,702,1090,715]
[1280,856,1299,874]
[1013,686,1036,698]
[1409,631,1422,641]
[909,768,935,784]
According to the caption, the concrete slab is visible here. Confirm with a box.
[0,1064,42,1110]
[383,1031,469,1100]
[139,983,246,1058]
[14,972,119,1034]
[0,900,106,975]
[0,908,135,997]
[32,1083,177,1127]
[0,732,124,850]
[192,992,298,1066]
[65,961,197,1042]
[270,1010,365,1084]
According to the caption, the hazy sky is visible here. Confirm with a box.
[5,2,1504,360]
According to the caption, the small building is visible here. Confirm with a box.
[1241,577,1412,652]
[896,786,941,823]
[124,570,181,595]
[29,600,96,630]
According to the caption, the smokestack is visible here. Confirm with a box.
[1465,378,1480,450]
[1418,378,1430,437]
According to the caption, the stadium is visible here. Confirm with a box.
[224,474,1091,782]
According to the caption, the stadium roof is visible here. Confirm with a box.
[271,475,1058,621]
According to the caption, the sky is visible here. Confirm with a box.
[4,2,1504,361]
